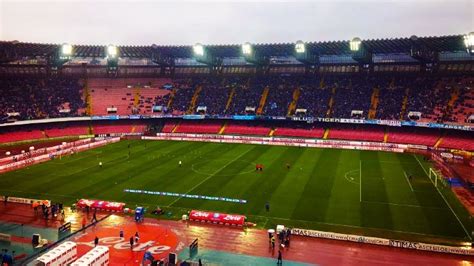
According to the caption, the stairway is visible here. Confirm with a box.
[368,88,380,119]
[399,88,410,120]
[287,88,301,116]
[218,122,227,134]
[326,87,337,117]
[187,86,202,114]
[442,88,460,121]
[434,137,444,148]
[171,122,181,133]
[323,128,330,139]
[225,87,236,113]
[167,89,177,109]
[269,128,276,137]
[133,87,141,108]
[83,79,93,115]
[256,86,270,115]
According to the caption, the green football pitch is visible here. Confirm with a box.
[1,140,472,244]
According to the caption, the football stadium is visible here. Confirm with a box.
[0,1,473,265]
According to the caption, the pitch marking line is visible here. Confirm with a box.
[167,147,252,207]
[359,160,362,202]
[403,171,414,192]
[343,169,360,185]
[362,200,446,210]
[414,154,471,240]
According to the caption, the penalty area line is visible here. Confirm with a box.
[414,154,472,240]
[403,171,414,192]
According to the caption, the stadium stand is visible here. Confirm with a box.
[386,127,440,146]
[162,122,178,133]
[273,126,325,138]
[438,131,474,151]
[224,121,272,136]
[88,78,172,115]
[92,123,146,135]
[44,126,89,137]
[0,129,45,143]
[0,77,83,120]
[174,120,222,134]
[328,124,385,142]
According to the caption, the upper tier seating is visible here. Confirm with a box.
[0,77,83,121]
[88,78,172,115]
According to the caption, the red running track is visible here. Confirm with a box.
[1,204,472,265]
[72,216,473,266]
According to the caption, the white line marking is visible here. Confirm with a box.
[359,160,362,202]
[167,147,251,207]
[362,200,445,210]
[343,169,360,185]
[414,154,471,240]
[403,171,414,192]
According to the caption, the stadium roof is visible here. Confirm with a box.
[0,35,469,60]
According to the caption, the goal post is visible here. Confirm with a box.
[429,167,448,188]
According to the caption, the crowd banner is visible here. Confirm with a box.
[291,228,474,256]
[76,199,125,212]
[188,210,246,226]
[1,115,472,131]
[144,134,406,153]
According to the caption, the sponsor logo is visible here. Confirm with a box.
[77,237,171,254]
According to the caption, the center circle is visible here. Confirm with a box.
[191,159,256,176]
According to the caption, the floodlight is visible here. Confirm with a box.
[242,42,252,56]
[61,43,73,57]
[295,40,305,54]
[193,43,204,57]
[107,45,118,58]
[463,32,474,53]
[350,37,362,52]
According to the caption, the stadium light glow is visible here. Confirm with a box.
[295,40,305,54]
[463,32,474,53]
[61,43,73,57]
[350,37,362,52]
[107,45,118,58]
[242,42,252,56]
[193,43,204,57]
